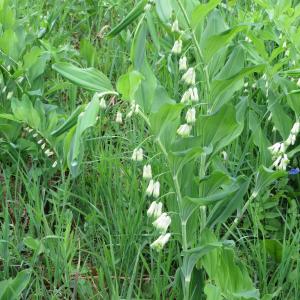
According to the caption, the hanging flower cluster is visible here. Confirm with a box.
[268,121,300,170]
[24,126,58,168]
[170,20,199,138]
[131,146,171,251]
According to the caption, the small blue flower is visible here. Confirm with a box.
[288,168,300,175]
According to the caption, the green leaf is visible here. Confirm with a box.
[116,70,143,101]
[211,64,266,111]
[11,96,41,129]
[253,166,286,197]
[181,242,223,282]
[156,0,173,22]
[52,62,115,94]
[23,236,44,255]
[0,269,31,300]
[150,103,184,150]
[51,105,85,137]
[203,25,247,61]
[204,284,223,300]
[191,0,221,29]
[68,95,100,176]
[262,239,283,263]
[131,20,147,70]
[107,0,148,38]
[196,104,241,154]
[206,176,250,228]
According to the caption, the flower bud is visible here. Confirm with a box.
[190,87,199,102]
[132,148,143,161]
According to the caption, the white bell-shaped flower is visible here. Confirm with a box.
[185,108,196,124]
[171,20,179,33]
[99,98,107,109]
[147,201,163,218]
[116,111,123,124]
[143,164,152,180]
[182,68,196,85]
[146,179,155,196]
[172,39,182,55]
[177,124,192,137]
[150,233,171,251]
[152,213,171,233]
[153,181,160,198]
[179,56,187,71]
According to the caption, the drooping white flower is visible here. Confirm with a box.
[99,98,107,109]
[132,147,143,161]
[286,134,296,146]
[41,143,46,150]
[185,108,196,124]
[221,151,228,161]
[190,87,199,102]
[143,164,152,180]
[144,3,152,12]
[268,142,285,156]
[150,233,171,251]
[116,111,123,124]
[152,213,171,233]
[273,154,289,170]
[182,68,196,85]
[45,149,54,157]
[179,56,187,71]
[7,91,13,100]
[297,78,300,87]
[181,90,191,103]
[153,181,160,198]
[37,139,43,145]
[291,122,300,135]
[52,161,58,168]
[147,201,163,218]
[177,124,192,137]
[146,179,155,196]
[171,20,179,33]
[172,39,182,55]
[245,36,252,43]
[283,41,287,49]
[285,50,290,57]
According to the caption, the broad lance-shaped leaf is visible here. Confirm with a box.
[191,0,221,29]
[202,25,248,61]
[52,62,115,94]
[0,269,31,300]
[11,95,41,129]
[206,176,250,228]
[107,0,148,38]
[67,95,100,177]
[150,103,184,150]
[197,103,242,154]
[181,242,223,283]
[116,70,144,101]
[210,64,266,111]
[51,105,85,137]
[253,166,286,197]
